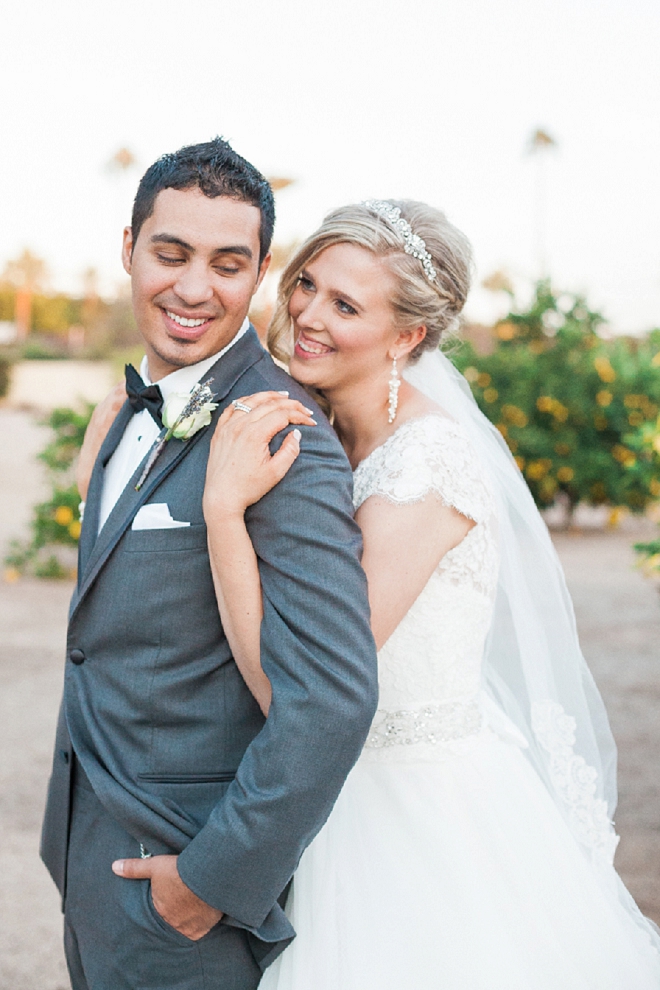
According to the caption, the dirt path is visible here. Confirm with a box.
[0,412,658,988]
[555,528,660,925]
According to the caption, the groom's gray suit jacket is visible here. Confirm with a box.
[41,327,378,965]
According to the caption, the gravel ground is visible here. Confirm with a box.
[554,528,660,924]
[0,410,658,989]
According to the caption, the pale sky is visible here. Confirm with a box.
[1,0,659,332]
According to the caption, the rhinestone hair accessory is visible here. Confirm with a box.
[363,200,438,283]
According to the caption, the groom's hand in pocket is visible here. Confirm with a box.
[112,854,223,940]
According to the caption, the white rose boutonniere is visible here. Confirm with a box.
[162,390,218,439]
[135,379,218,490]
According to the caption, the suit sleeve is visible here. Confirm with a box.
[176,420,379,934]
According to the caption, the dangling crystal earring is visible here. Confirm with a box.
[388,357,401,423]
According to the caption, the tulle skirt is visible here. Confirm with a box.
[260,732,660,989]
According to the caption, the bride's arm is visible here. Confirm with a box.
[356,495,474,651]
[76,382,127,498]
[203,392,317,715]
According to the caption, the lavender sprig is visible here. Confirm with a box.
[135,378,215,491]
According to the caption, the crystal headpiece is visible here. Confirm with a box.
[362,200,438,283]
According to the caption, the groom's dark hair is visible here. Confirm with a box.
[131,137,275,264]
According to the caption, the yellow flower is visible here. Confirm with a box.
[501,404,528,428]
[640,553,660,576]
[526,459,552,480]
[463,366,479,383]
[54,505,74,526]
[3,567,20,584]
[69,520,82,540]
[477,372,491,388]
[594,356,616,382]
[483,388,499,403]
[514,455,526,471]
[596,390,612,407]
[594,414,608,430]
[496,423,508,437]
[628,411,644,426]
[554,442,571,456]
[536,396,567,419]
[539,476,558,499]
[649,478,660,497]
[652,352,660,368]
[611,445,636,467]
[497,322,517,341]
[652,436,660,455]
[557,466,574,482]
[607,507,628,529]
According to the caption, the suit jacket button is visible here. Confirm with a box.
[69,649,86,665]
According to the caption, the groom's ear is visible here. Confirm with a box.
[253,252,272,295]
[121,227,134,275]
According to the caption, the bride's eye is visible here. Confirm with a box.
[298,275,314,291]
[337,298,357,316]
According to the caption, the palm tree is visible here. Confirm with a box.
[526,128,558,279]
[1,249,49,339]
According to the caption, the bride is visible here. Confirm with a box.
[200,199,660,988]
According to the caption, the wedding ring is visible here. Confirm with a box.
[232,400,252,413]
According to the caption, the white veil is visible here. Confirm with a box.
[405,349,660,944]
[405,348,637,879]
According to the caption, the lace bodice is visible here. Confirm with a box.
[353,415,499,755]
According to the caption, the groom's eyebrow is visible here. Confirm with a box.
[150,234,253,260]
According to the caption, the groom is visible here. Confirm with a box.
[40,138,378,990]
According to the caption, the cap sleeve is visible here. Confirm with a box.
[352,415,493,523]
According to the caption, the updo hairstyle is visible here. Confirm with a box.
[267,200,473,367]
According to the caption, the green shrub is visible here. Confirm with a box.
[6,405,93,578]
[0,356,10,398]
[453,282,660,516]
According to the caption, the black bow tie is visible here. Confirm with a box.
[125,364,164,427]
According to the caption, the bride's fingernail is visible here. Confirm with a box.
[292,429,302,441]
[278,390,289,396]
[304,407,314,415]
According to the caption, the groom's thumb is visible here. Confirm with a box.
[112,857,152,879]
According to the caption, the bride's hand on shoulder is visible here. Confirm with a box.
[204,391,317,519]
[76,382,128,500]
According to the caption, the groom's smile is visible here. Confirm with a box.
[122,187,271,382]
[161,307,216,342]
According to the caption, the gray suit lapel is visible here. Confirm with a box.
[71,327,266,620]
[76,402,134,581]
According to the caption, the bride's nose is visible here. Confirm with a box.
[296,295,326,333]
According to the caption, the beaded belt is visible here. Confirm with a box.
[365,699,483,749]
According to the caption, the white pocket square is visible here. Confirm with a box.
[131,503,191,531]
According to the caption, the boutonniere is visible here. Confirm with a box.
[135,379,218,491]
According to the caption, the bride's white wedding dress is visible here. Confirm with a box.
[261,414,660,989]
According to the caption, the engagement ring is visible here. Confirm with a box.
[232,400,252,413]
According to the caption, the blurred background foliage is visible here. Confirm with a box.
[5,406,92,578]
[0,249,140,374]
[454,281,660,522]
[3,269,659,580]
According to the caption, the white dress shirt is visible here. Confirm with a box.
[96,317,249,534]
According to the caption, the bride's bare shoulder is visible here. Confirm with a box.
[398,384,453,425]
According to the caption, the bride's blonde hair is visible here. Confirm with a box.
[267,200,473,367]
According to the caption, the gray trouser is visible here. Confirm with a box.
[64,763,261,990]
